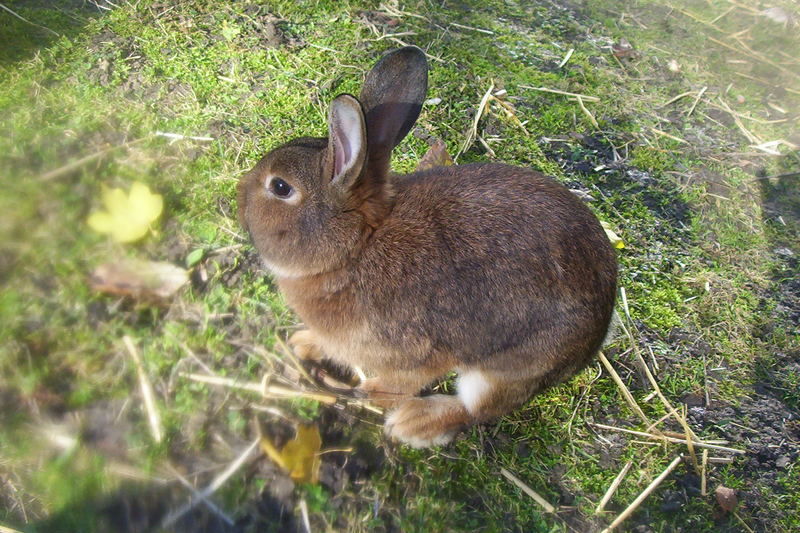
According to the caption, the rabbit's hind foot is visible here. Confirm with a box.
[288,329,324,362]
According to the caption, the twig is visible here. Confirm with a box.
[0,3,59,36]
[123,336,163,443]
[500,468,556,513]
[161,438,260,528]
[37,136,150,181]
[601,455,683,532]
[590,423,745,454]
[596,461,633,514]
[520,85,600,102]
[183,372,338,404]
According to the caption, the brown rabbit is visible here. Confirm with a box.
[237,47,617,447]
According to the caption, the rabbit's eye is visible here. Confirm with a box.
[269,177,294,198]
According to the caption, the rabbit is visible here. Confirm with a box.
[237,46,617,448]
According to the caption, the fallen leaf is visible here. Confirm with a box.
[262,424,322,484]
[90,259,188,300]
[415,139,454,171]
[612,38,636,59]
[761,7,795,27]
[715,485,738,512]
[667,59,680,73]
[600,221,625,249]
[88,182,163,243]
[186,248,205,268]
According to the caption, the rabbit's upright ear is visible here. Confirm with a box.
[326,94,367,190]
[360,46,428,179]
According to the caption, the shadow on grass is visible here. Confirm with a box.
[17,480,300,533]
[0,1,103,67]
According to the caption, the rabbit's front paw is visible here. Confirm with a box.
[384,395,470,448]
[359,377,413,409]
[288,329,324,362]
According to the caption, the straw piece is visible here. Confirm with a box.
[597,352,653,427]
[37,137,149,181]
[660,91,695,108]
[577,96,599,129]
[182,372,338,404]
[601,455,683,532]
[558,48,575,69]
[299,499,312,533]
[168,465,234,526]
[650,127,688,144]
[520,85,600,102]
[161,437,260,528]
[500,468,556,513]
[591,423,745,454]
[457,82,495,159]
[596,461,633,514]
[123,336,163,443]
[700,449,709,496]
[687,86,707,116]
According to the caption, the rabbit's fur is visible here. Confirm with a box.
[238,47,617,447]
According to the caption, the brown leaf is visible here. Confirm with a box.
[715,485,738,512]
[612,38,636,59]
[90,259,188,301]
[415,139,454,172]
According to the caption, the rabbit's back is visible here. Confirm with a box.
[357,163,617,368]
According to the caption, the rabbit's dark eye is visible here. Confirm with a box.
[270,178,293,198]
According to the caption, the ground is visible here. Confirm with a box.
[0,0,798,532]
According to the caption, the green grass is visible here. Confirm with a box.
[1,0,799,531]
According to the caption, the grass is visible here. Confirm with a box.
[1,0,799,532]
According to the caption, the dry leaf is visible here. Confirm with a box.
[612,38,636,59]
[600,221,625,249]
[88,182,163,243]
[415,139,454,172]
[761,7,795,27]
[667,59,680,73]
[715,485,738,512]
[262,424,322,484]
[90,259,188,300]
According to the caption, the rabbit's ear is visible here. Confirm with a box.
[326,94,366,190]
[360,46,428,177]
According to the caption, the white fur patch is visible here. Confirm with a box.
[457,370,492,414]
[259,257,304,279]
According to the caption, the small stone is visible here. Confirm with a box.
[715,485,738,512]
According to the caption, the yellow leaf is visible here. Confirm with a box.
[263,424,321,484]
[260,436,287,470]
[600,221,625,249]
[87,182,163,243]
